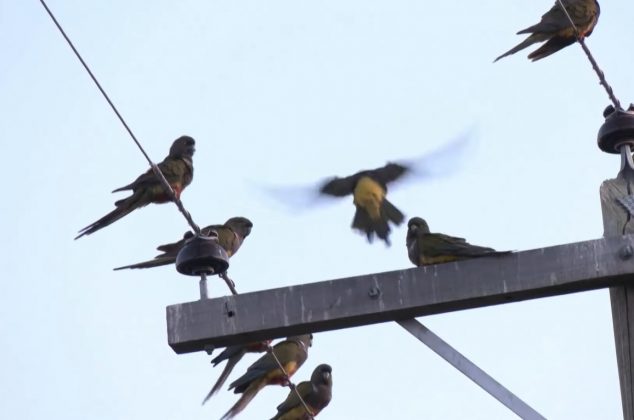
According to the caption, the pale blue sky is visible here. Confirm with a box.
[2,1,633,419]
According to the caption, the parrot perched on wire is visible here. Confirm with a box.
[75,135,196,239]
[201,339,272,405]
[221,334,313,420]
[270,364,333,420]
[113,217,252,270]
[406,217,511,266]
[494,0,600,62]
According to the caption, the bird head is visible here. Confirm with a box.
[169,135,196,158]
[225,217,253,239]
[311,364,333,385]
[407,217,430,234]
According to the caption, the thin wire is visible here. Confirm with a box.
[39,0,200,234]
[220,272,239,295]
[555,0,622,110]
[266,344,315,419]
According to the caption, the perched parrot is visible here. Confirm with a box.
[406,217,510,266]
[75,135,196,239]
[495,0,600,62]
[201,339,272,405]
[221,334,313,420]
[270,364,333,420]
[113,217,253,270]
[318,133,472,246]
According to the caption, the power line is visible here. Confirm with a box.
[39,6,310,415]
[265,342,315,420]
[555,0,622,110]
[38,0,201,235]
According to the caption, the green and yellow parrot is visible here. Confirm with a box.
[201,339,271,405]
[406,217,510,266]
[75,135,195,239]
[221,334,313,420]
[320,163,407,246]
[316,132,472,246]
[113,217,252,270]
[270,364,333,420]
[495,0,600,62]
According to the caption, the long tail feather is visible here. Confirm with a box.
[112,256,176,271]
[494,34,540,62]
[528,36,575,61]
[351,199,404,246]
[382,198,404,226]
[202,354,244,405]
[221,380,266,420]
[75,191,150,239]
[211,346,245,366]
[75,205,135,239]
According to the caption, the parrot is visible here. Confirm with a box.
[494,0,600,62]
[319,163,406,246]
[201,339,272,405]
[221,334,313,420]
[113,217,253,270]
[317,132,472,246]
[406,217,511,266]
[270,364,333,420]
[75,135,195,239]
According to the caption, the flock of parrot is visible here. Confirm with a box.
[75,1,600,418]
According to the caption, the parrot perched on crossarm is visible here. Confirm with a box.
[406,217,511,266]
[113,217,252,270]
[75,135,196,239]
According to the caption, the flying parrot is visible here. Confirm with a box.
[317,132,472,246]
[201,339,272,405]
[319,163,406,246]
[221,334,313,420]
[495,0,600,62]
[406,217,510,266]
[270,364,333,420]
[75,135,196,239]
[113,217,253,270]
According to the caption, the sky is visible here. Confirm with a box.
[2,0,633,419]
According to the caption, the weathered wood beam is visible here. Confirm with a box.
[602,172,634,420]
[167,235,634,354]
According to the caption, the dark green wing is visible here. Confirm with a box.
[367,163,409,185]
[422,233,496,258]
[319,173,360,197]
[275,381,312,413]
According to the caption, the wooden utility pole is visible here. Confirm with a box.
[599,105,634,419]
[602,173,634,419]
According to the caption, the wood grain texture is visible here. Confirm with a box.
[167,236,634,353]
[601,173,634,420]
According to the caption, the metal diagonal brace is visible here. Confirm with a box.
[398,319,546,420]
